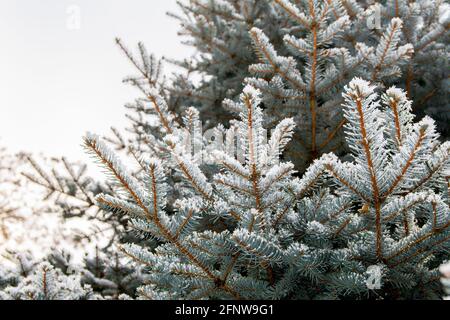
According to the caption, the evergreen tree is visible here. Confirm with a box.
[14,0,449,300]
[17,157,146,299]
[84,77,449,299]
[168,0,449,169]
[0,261,96,300]
[77,247,144,299]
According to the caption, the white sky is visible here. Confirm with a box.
[0,0,191,162]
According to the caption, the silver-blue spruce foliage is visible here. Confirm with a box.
[84,76,449,299]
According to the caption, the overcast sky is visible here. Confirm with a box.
[0,0,190,162]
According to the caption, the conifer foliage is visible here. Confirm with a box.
[169,0,449,169]
[0,262,95,300]
[83,75,449,299]
[4,0,449,300]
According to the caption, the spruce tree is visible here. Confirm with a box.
[0,261,96,300]
[169,0,449,169]
[83,75,449,299]
[14,0,449,300]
